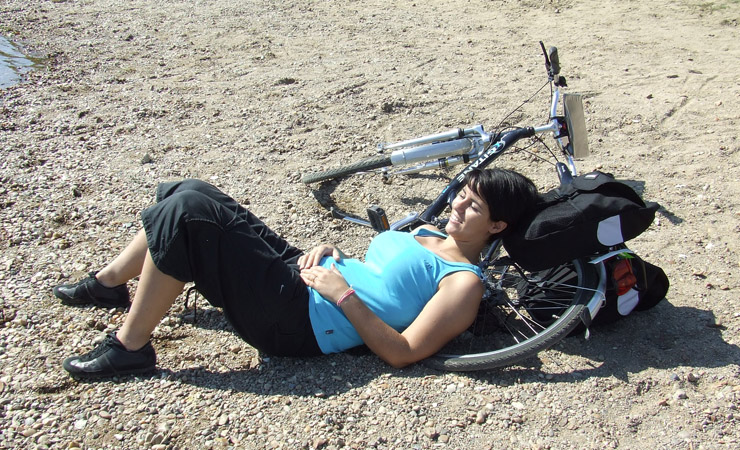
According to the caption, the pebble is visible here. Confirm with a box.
[706,317,724,328]
[475,410,488,424]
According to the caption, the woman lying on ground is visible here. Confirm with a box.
[53,168,539,379]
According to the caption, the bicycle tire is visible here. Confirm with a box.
[424,256,598,371]
[302,155,393,184]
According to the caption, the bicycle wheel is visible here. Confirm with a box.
[424,256,598,371]
[302,155,392,184]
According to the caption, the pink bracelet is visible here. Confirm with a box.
[336,287,355,307]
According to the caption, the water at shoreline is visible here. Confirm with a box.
[1,35,42,89]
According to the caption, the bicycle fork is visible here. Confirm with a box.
[581,258,608,338]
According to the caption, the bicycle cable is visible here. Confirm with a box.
[506,135,559,168]
[494,79,552,133]
[532,134,561,162]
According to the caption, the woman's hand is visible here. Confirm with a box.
[300,264,350,303]
[298,244,345,270]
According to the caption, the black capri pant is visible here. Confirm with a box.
[140,179,322,357]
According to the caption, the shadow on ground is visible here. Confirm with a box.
[156,296,739,396]
[465,300,739,385]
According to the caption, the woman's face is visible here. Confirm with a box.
[445,185,506,241]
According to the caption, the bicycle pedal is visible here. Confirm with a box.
[367,205,390,232]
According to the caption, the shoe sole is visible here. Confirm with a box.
[60,299,130,309]
[66,365,158,380]
[55,291,129,309]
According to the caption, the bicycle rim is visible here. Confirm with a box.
[424,256,598,371]
[302,155,392,184]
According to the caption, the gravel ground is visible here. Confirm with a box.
[1,1,739,449]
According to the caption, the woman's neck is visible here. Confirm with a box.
[443,236,487,264]
[416,233,485,264]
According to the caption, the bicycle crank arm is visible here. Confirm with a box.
[330,207,372,228]
[330,206,393,232]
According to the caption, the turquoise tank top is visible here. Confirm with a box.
[307,228,483,354]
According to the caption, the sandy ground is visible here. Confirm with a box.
[1,0,739,449]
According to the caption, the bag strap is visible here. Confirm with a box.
[530,170,653,213]
[568,171,647,206]
[540,171,614,202]
[570,171,616,191]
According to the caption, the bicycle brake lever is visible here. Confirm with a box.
[540,42,566,86]
[539,41,552,79]
[548,46,561,78]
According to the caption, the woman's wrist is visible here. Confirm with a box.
[336,287,355,307]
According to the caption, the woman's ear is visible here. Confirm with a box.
[488,220,508,235]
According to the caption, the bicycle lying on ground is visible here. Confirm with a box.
[303,43,609,371]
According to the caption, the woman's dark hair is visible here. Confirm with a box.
[462,168,539,237]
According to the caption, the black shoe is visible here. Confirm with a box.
[53,272,130,308]
[63,333,156,378]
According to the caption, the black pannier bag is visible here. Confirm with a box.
[570,252,670,333]
[503,171,660,272]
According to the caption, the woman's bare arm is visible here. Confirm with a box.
[301,264,483,368]
[342,272,482,367]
